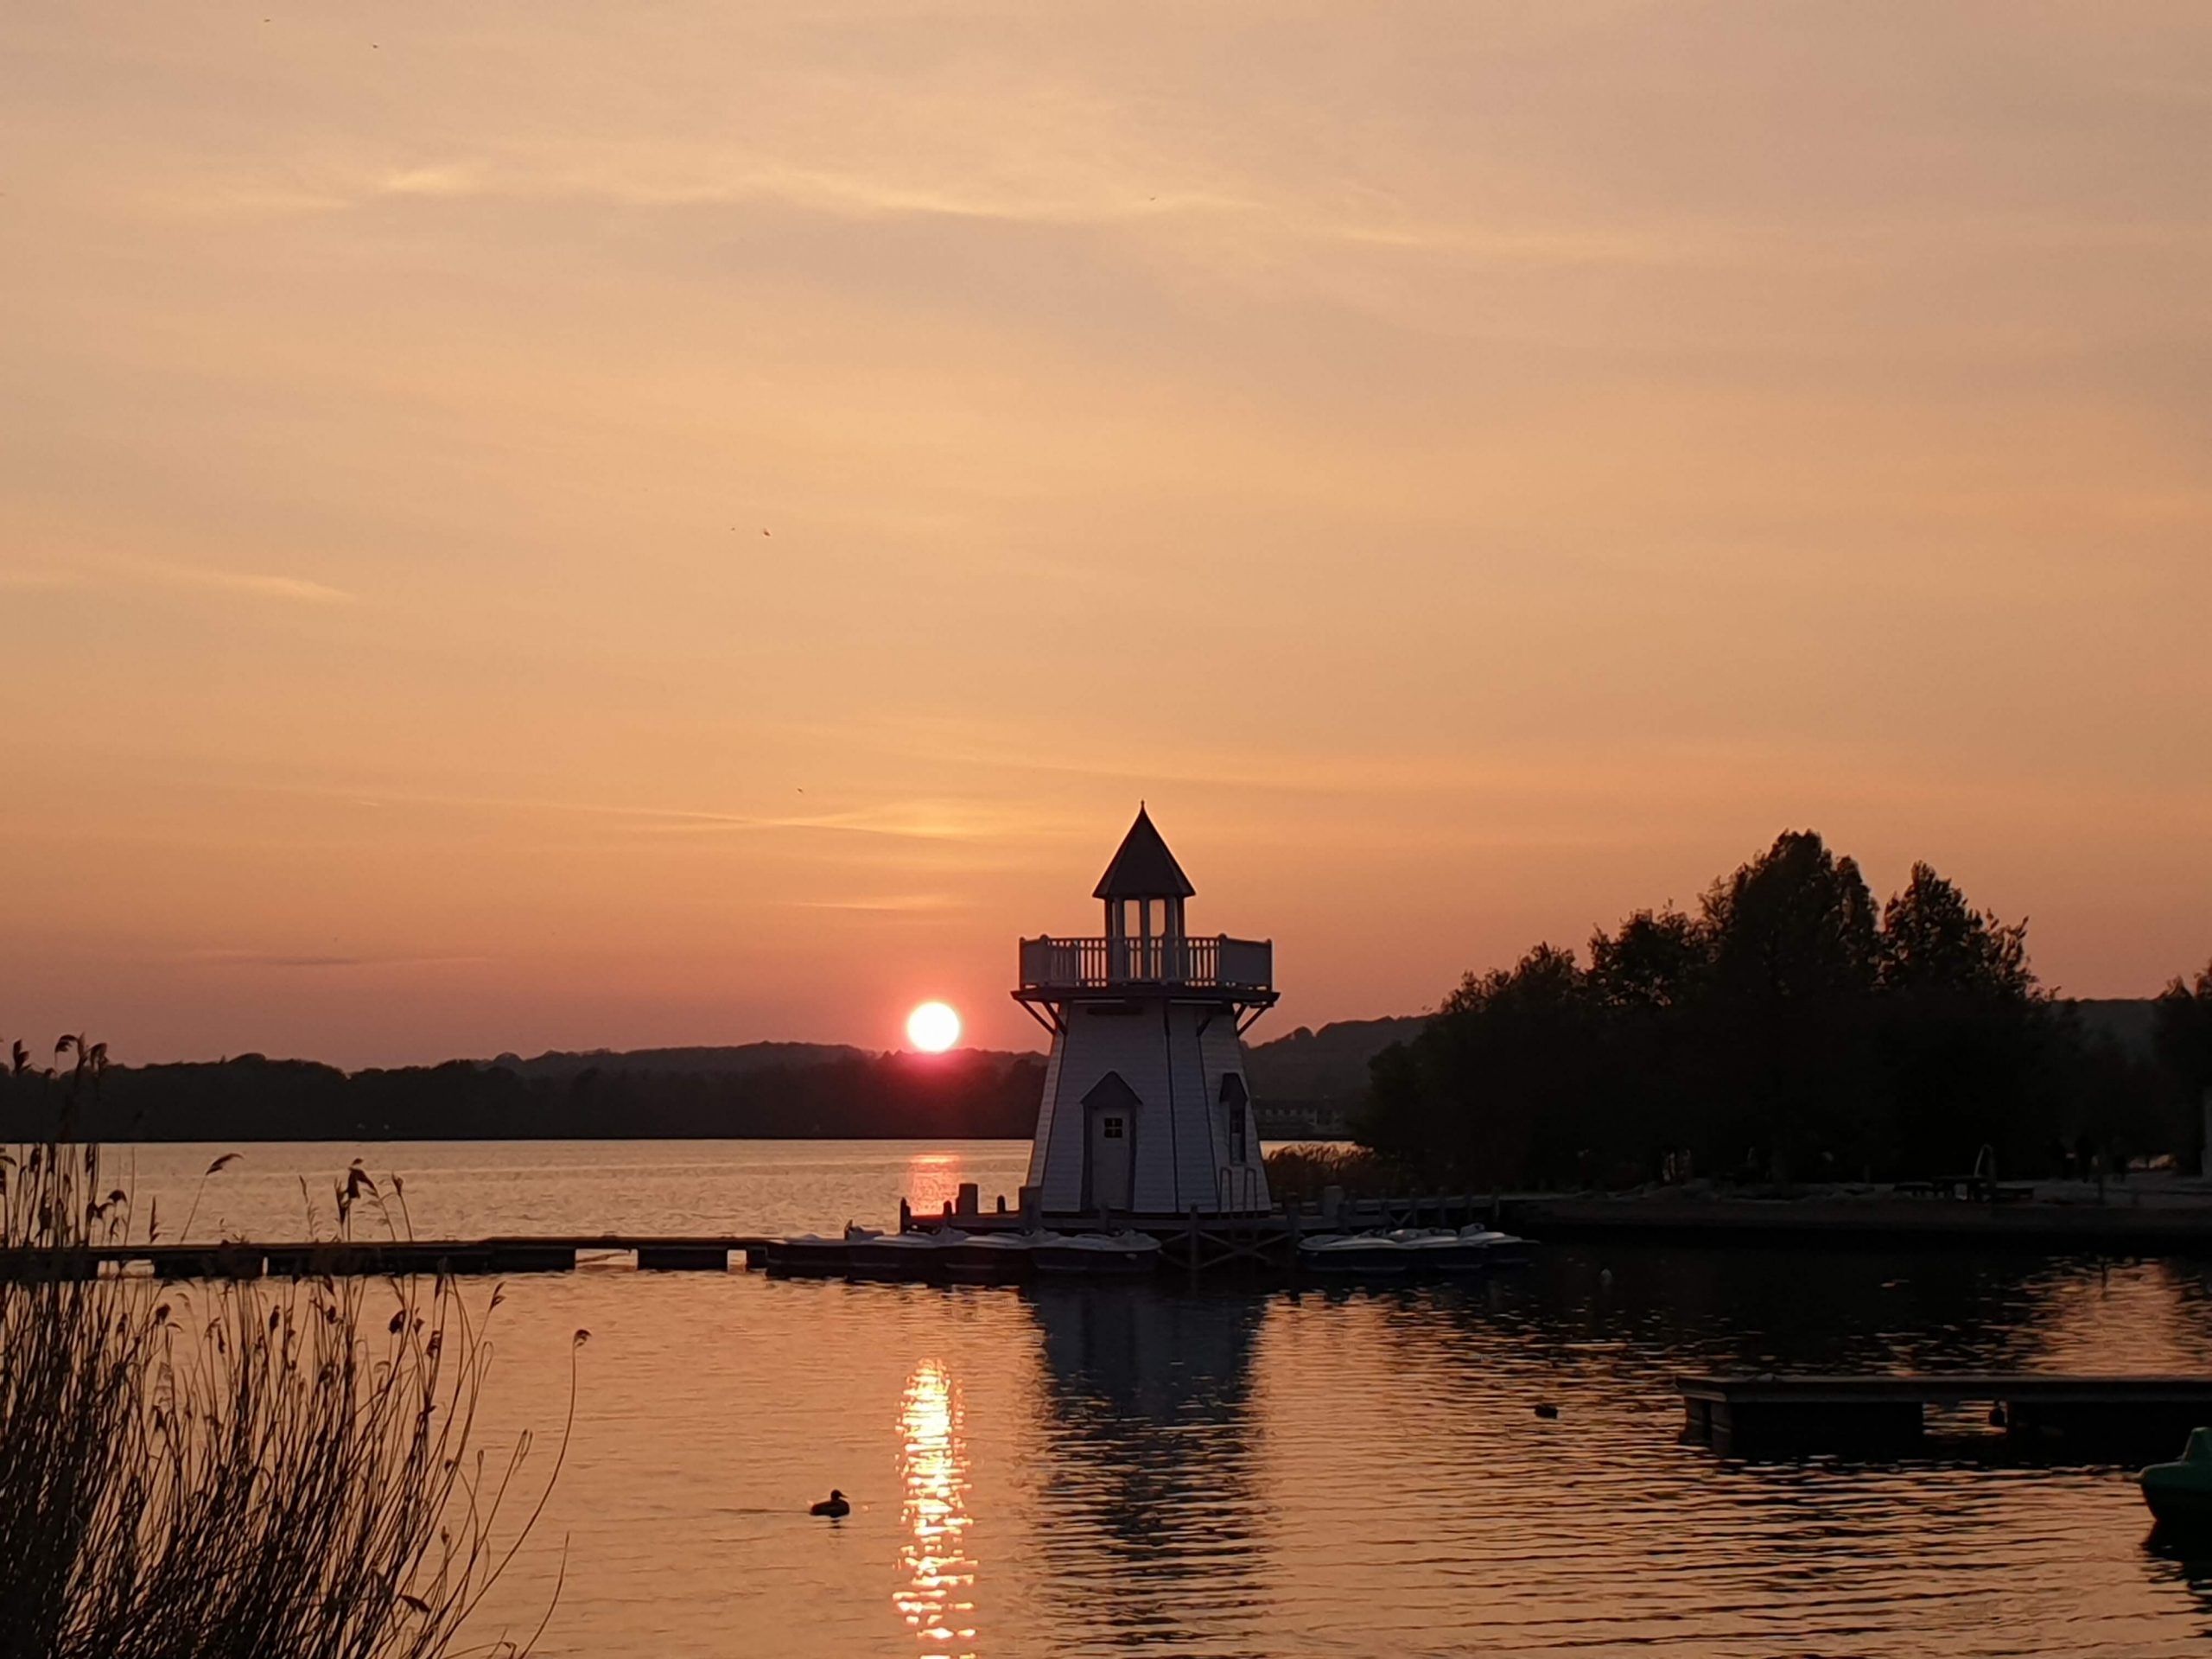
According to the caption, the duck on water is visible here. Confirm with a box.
[810,1490,849,1518]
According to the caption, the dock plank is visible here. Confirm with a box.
[0,1236,783,1281]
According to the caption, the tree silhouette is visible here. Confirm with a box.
[1701,830,1878,1001]
[1356,830,2186,1189]
[1878,862,2034,998]
[1587,907,1704,1010]
[2156,961,2212,1117]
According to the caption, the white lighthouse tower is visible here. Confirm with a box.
[1016,808,1278,1220]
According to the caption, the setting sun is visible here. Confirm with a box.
[905,1001,961,1054]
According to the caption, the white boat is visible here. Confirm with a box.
[847,1228,963,1278]
[1033,1231,1163,1276]
[1298,1232,1414,1274]
[760,1233,858,1275]
[1387,1227,1491,1272]
[1457,1224,1533,1264]
[940,1231,1039,1282]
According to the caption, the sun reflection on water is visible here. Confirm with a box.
[902,1154,967,1219]
[896,1360,979,1657]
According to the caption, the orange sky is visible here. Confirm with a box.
[3,4,2209,1068]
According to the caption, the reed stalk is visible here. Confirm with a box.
[0,1036,570,1659]
[1262,1141,1411,1202]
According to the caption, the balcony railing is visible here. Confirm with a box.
[1018,933,1274,995]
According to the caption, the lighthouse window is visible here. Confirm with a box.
[1103,1116,1125,1140]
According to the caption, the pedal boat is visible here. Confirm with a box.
[2142,1428,2212,1529]
[1298,1231,1413,1274]
[1033,1230,1163,1275]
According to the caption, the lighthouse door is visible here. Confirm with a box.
[1081,1072,1140,1214]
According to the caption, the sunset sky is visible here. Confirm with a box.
[4,3,2208,1067]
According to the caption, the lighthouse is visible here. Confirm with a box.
[1015,808,1278,1219]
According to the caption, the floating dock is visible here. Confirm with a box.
[0,1188,1512,1282]
[1678,1372,2212,1458]
[0,1236,779,1282]
[29,1186,2212,1283]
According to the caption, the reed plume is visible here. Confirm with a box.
[1262,1141,1410,1202]
[0,1036,569,1658]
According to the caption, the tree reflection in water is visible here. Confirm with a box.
[896,1359,978,1658]
[1022,1285,1268,1654]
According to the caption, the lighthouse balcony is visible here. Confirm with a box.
[1017,934,1274,999]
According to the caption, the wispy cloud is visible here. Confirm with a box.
[2,559,353,605]
[257,781,1057,845]
[0,569,86,593]
[625,799,1052,842]
[172,141,1707,275]
[789,893,962,913]
[128,562,356,605]
[184,149,1255,232]
[189,950,490,970]
[378,161,492,200]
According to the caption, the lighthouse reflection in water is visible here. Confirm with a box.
[1026,1286,1266,1651]
[890,1291,1262,1658]
[897,1360,979,1656]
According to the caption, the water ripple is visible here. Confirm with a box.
[105,1141,2212,1656]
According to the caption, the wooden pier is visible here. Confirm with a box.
[0,1236,781,1282]
[1679,1372,2212,1458]
[0,1185,1510,1282]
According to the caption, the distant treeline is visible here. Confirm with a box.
[1356,830,2212,1189]
[0,1045,1047,1141]
[1243,1016,1432,1106]
[8,842,2205,1163]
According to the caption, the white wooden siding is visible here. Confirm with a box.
[1022,1036,1067,1192]
[1028,999,1268,1216]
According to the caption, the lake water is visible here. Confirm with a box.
[106,1139,2212,1656]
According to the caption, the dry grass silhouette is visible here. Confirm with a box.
[0,1036,575,1659]
[1262,1141,1408,1202]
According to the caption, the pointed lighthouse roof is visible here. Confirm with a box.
[1094,805,1196,899]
